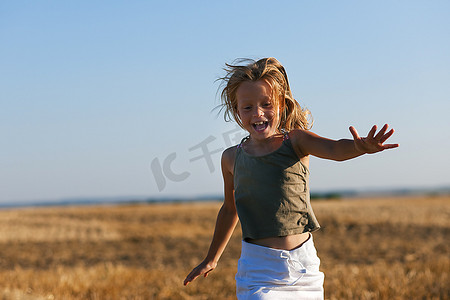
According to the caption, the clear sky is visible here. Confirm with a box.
[1,1,449,204]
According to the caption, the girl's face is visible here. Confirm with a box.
[236,79,281,141]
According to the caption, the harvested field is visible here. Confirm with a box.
[0,195,448,299]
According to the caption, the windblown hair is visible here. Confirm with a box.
[219,57,312,132]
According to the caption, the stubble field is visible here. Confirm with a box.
[0,195,448,300]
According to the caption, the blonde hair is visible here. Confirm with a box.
[219,57,312,131]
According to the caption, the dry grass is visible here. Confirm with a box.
[0,196,448,299]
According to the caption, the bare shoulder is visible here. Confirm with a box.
[221,146,238,175]
[288,129,312,158]
[289,128,313,140]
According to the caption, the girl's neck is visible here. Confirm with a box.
[244,133,284,156]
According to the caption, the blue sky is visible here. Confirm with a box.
[1,1,449,203]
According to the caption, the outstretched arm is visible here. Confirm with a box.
[183,148,239,286]
[293,124,399,161]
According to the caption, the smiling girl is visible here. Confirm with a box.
[184,57,398,299]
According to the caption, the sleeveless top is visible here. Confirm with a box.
[234,133,320,240]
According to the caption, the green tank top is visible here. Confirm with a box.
[234,133,320,240]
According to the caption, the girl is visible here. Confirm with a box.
[183,57,398,299]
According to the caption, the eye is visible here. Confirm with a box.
[263,102,272,108]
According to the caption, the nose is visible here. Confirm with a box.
[253,106,264,117]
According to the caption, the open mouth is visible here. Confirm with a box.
[252,121,268,132]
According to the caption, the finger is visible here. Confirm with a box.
[183,276,192,286]
[380,128,395,144]
[367,125,377,140]
[204,268,214,278]
[374,124,389,140]
[184,273,199,286]
[183,269,201,286]
[183,278,190,286]
[349,126,360,140]
[382,143,399,150]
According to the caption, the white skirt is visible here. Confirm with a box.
[235,234,324,300]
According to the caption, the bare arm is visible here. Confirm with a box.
[293,124,399,161]
[183,147,239,286]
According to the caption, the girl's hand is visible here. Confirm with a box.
[183,260,217,286]
[349,124,399,154]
